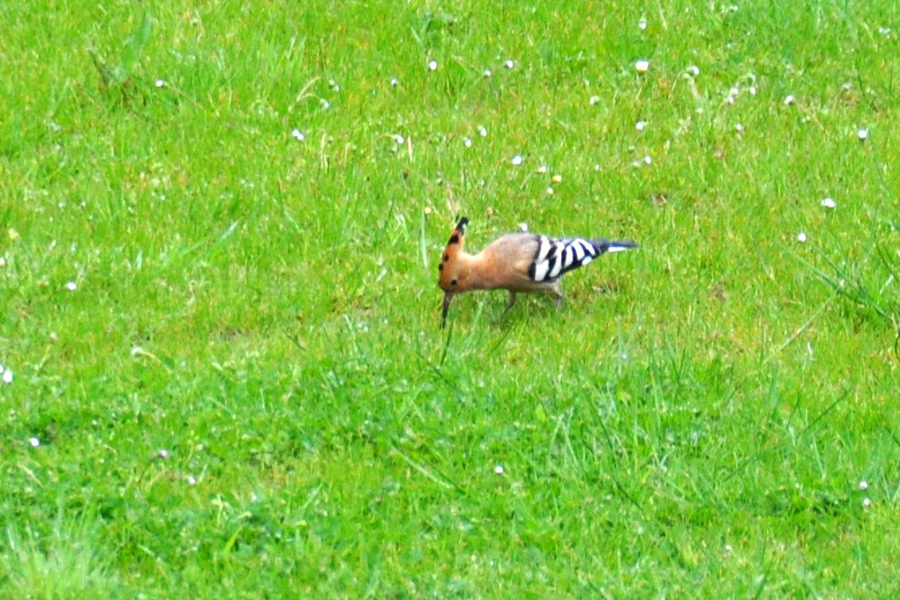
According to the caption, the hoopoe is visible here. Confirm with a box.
[438,217,638,326]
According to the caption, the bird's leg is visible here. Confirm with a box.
[504,291,517,313]
[552,285,564,310]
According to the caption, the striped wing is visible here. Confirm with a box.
[527,236,599,283]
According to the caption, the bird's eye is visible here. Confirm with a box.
[451,279,458,286]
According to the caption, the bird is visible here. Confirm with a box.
[438,217,637,326]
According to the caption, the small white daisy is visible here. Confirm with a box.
[155,79,166,88]
[536,165,548,174]
[504,59,515,69]
[546,187,554,195]
[483,69,492,78]
[858,128,868,141]
[65,281,77,292]
[158,449,170,459]
[639,17,647,30]
[726,95,736,105]
[821,197,836,209]
[687,65,700,76]
[511,155,524,166]
[635,59,650,73]
[551,174,563,184]
[749,86,757,95]
[635,120,646,131]
[735,123,744,132]
[494,465,504,475]
[188,475,197,486]
[2,369,12,384]
[644,155,652,165]
[863,498,871,508]
[291,129,305,141]
[463,137,472,148]
[797,232,808,243]
[589,95,600,105]
[784,95,796,105]
[394,134,405,144]
[859,480,869,490]
[428,60,438,71]
[29,437,40,447]
[390,77,400,87]
[477,125,487,137]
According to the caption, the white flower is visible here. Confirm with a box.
[726,95,736,105]
[784,95,796,105]
[158,449,170,459]
[511,155,524,166]
[188,475,197,486]
[536,165,548,174]
[546,187,554,195]
[0,257,5,267]
[65,281,77,291]
[504,59,515,69]
[644,155,652,165]
[29,437,40,448]
[635,59,650,73]
[463,137,472,147]
[390,77,400,87]
[517,223,529,232]
[291,129,305,141]
[428,60,438,71]
[589,95,600,105]
[328,79,340,92]
[749,86,757,95]
[477,125,487,137]
[735,123,744,132]
[821,197,836,209]
[155,79,165,88]
[639,17,647,30]
[859,480,869,490]
[687,65,700,76]
[863,497,871,507]
[551,174,563,184]
[483,69,492,78]
[858,128,868,141]
[494,465,504,475]
[797,232,808,243]
[130,346,143,357]
[394,134,405,144]
[2,369,12,384]
[635,120,646,131]
[730,87,740,96]
[320,99,330,110]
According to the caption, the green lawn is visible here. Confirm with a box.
[1,1,898,597]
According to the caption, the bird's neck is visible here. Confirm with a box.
[458,250,493,290]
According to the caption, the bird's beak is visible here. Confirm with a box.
[441,291,454,328]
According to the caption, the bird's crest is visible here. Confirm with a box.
[437,217,468,291]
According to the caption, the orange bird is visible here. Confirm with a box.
[438,217,637,326]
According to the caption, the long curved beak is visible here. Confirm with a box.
[441,292,454,328]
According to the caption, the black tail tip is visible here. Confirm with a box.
[456,217,469,231]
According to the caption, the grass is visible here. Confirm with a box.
[1,0,898,597]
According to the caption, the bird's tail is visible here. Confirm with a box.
[593,239,639,254]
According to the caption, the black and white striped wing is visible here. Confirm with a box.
[527,236,599,283]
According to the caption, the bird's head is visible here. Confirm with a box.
[438,217,471,326]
